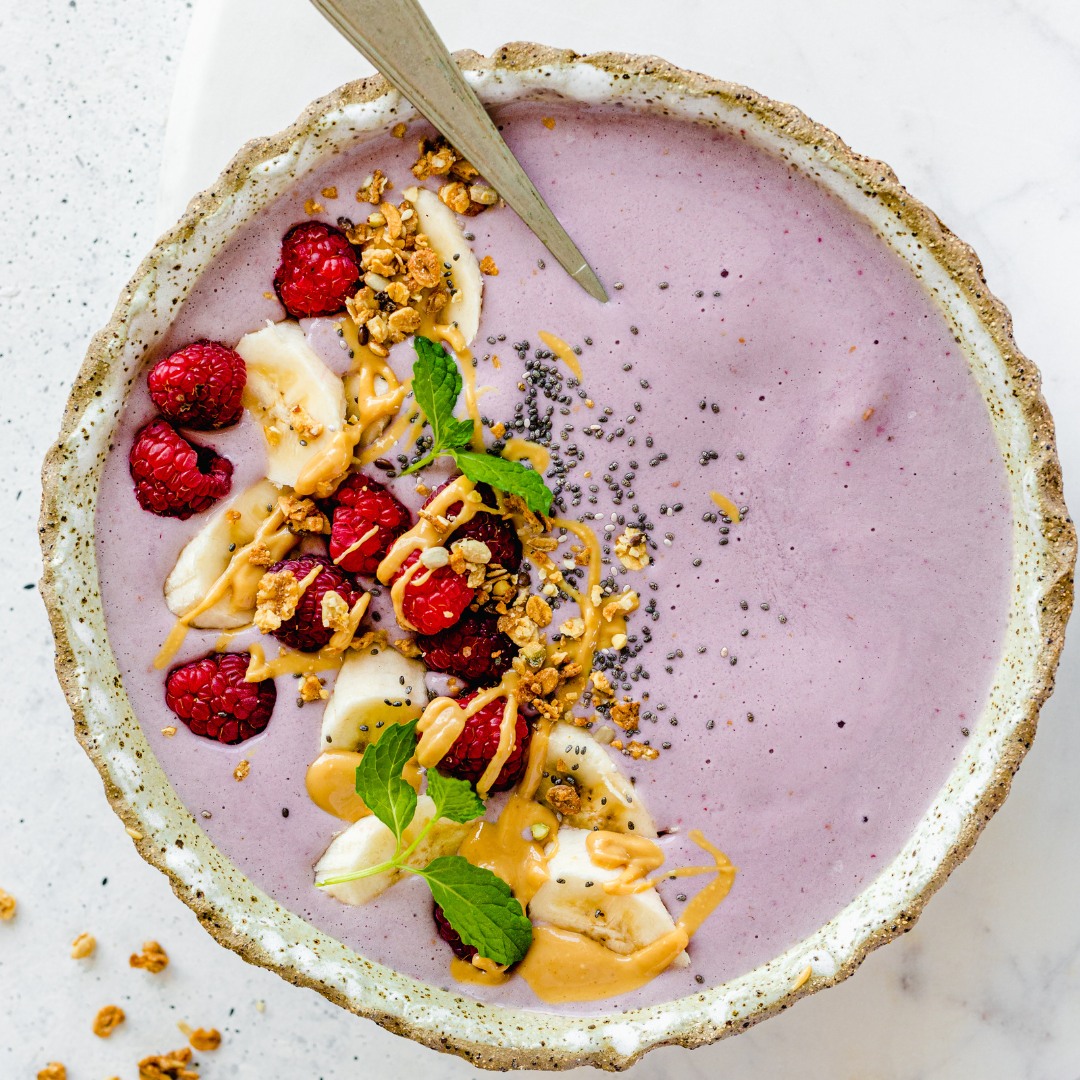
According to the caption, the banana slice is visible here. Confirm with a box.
[405,186,482,346]
[320,644,429,751]
[235,320,347,489]
[315,794,468,906]
[164,478,296,628]
[528,828,688,966]
[537,723,657,837]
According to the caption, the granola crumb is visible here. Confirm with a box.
[559,617,586,639]
[0,888,16,920]
[188,1028,222,1052]
[137,1046,199,1080]
[389,636,423,659]
[357,169,390,204]
[542,117,556,130]
[262,291,274,299]
[255,999,266,1012]
[545,784,581,815]
[862,407,875,421]
[594,726,616,745]
[479,255,499,276]
[525,594,553,628]
[254,569,301,633]
[247,542,274,567]
[491,421,506,439]
[93,1005,126,1038]
[161,726,178,737]
[233,760,250,782]
[37,1065,66,1080]
[303,198,324,215]
[391,122,408,138]
[70,932,96,959]
[298,673,328,703]
[320,589,351,631]
[320,186,338,199]
[615,527,650,571]
[125,826,144,841]
[130,941,169,973]
[610,701,640,731]
[279,495,329,533]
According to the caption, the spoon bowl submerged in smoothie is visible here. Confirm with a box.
[41,45,1072,1069]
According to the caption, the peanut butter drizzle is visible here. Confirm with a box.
[306,751,370,821]
[243,642,345,682]
[585,832,666,896]
[332,523,379,565]
[449,955,511,986]
[340,315,412,452]
[306,748,421,821]
[459,793,559,906]
[376,475,483,629]
[537,331,583,382]
[153,506,297,670]
[517,830,737,1004]
[416,670,521,796]
[294,421,363,498]
[501,438,550,474]
[709,491,741,523]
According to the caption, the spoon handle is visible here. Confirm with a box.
[309,0,608,303]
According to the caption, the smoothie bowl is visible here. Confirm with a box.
[40,43,1073,1070]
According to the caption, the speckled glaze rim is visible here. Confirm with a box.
[40,43,1074,1071]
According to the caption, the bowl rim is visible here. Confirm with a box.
[39,41,1075,1071]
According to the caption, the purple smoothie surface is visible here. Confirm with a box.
[95,103,1012,1013]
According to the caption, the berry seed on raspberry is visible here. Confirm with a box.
[394,550,474,636]
[329,473,411,575]
[265,554,364,652]
[165,652,275,744]
[147,341,246,429]
[129,417,233,519]
[434,690,531,792]
[418,608,515,684]
[273,221,361,318]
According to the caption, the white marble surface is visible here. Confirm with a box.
[3,1,1080,1077]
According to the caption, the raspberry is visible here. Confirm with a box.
[422,482,521,570]
[435,690,531,792]
[267,554,364,652]
[129,418,233,519]
[328,473,411,575]
[273,221,360,318]
[147,341,246,429]
[165,652,275,744]
[454,512,522,571]
[433,903,477,961]
[394,550,474,635]
[418,608,514,684]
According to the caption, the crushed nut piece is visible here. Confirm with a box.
[247,542,274,567]
[233,760,250,782]
[603,590,640,622]
[406,247,441,289]
[321,590,351,631]
[161,726,178,737]
[357,169,390,204]
[525,594,553,628]
[130,941,169,973]
[188,1028,221,1052]
[491,421,506,438]
[454,538,492,565]
[545,784,582,815]
[389,635,423,658]
[303,198,324,215]
[615,527,650,571]
[595,726,616,745]
[37,1066,66,1080]
[93,1005,125,1038]
[559,617,586,639]
[321,186,338,199]
[610,701,641,731]
[542,117,556,130]
[591,671,614,698]
[254,569,301,633]
[70,932,96,959]
[279,495,329,533]
[391,122,408,138]
[479,255,499,276]
[126,826,144,840]
[137,1046,199,1080]
[498,608,540,647]
[298,673,328,703]
[0,889,16,920]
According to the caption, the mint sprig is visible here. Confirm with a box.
[400,337,554,516]
[315,719,532,966]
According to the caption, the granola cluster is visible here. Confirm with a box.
[409,136,498,215]
[129,940,169,974]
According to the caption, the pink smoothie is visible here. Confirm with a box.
[95,103,1012,1013]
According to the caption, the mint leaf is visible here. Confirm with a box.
[451,450,553,516]
[354,719,418,843]
[420,856,533,966]
[426,768,487,824]
[411,337,474,451]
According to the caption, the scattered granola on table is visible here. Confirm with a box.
[130,940,169,973]
[188,1027,221,1051]
[138,1046,199,1080]
[70,931,96,959]
[0,888,16,920]
[93,1004,126,1038]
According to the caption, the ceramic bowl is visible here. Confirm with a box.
[40,43,1074,1070]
